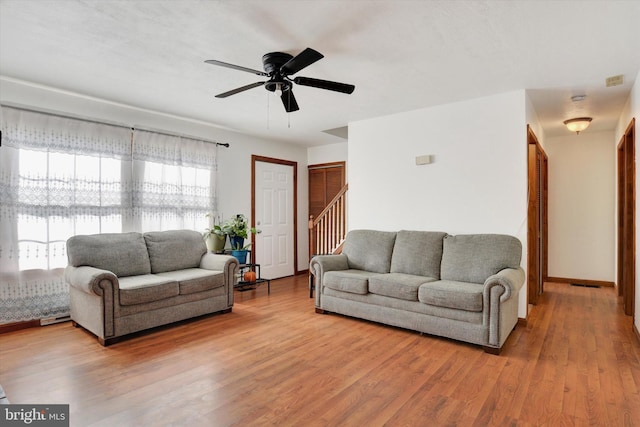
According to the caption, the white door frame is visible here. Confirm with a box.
[251,155,298,275]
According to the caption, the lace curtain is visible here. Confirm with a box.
[131,129,217,232]
[0,106,218,324]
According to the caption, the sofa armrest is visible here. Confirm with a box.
[482,267,525,348]
[200,253,238,273]
[64,265,118,295]
[310,254,349,278]
[200,254,238,305]
[483,267,525,302]
[310,254,349,306]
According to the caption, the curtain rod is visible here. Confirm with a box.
[131,125,230,148]
[0,103,230,148]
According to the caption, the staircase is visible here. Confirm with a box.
[308,183,348,257]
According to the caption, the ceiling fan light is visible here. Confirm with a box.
[563,117,592,134]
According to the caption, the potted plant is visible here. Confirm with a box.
[203,214,226,253]
[222,214,261,263]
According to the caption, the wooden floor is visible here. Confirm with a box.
[1,277,639,426]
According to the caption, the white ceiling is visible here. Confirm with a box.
[1,0,639,146]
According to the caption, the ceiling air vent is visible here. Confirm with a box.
[606,75,624,87]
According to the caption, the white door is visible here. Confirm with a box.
[255,161,295,279]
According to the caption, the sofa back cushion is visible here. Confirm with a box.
[342,230,396,274]
[144,229,206,273]
[440,234,522,284]
[66,232,151,277]
[390,230,447,278]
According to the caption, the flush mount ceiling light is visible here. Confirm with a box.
[563,117,592,135]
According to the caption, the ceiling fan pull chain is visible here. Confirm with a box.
[287,91,291,129]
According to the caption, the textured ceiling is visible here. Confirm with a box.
[1,0,639,146]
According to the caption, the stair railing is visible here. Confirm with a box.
[309,183,348,258]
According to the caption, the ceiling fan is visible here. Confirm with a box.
[205,48,355,113]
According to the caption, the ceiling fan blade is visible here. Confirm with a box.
[215,81,265,98]
[293,76,355,94]
[280,48,324,76]
[205,59,268,76]
[280,89,300,112]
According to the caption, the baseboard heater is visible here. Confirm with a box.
[40,315,71,326]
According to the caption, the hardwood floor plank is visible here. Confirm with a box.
[1,278,639,426]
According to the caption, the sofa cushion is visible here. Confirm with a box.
[66,232,151,277]
[156,268,225,295]
[118,275,179,306]
[390,230,447,278]
[342,230,397,274]
[323,270,375,295]
[418,280,484,312]
[144,230,207,274]
[440,234,522,284]
[369,273,436,301]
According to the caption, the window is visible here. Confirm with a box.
[0,106,219,323]
[132,129,216,234]
[138,161,211,232]
[16,149,123,270]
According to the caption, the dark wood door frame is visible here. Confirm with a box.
[251,155,299,275]
[527,125,549,307]
[617,118,636,317]
[308,161,346,171]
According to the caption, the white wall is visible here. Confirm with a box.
[0,78,311,271]
[545,131,615,282]
[525,93,545,147]
[615,70,640,336]
[349,90,529,317]
[307,141,347,166]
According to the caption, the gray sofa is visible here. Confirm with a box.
[310,230,525,354]
[65,229,238,345]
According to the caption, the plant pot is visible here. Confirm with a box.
[206,234,226,253]
[231,249,249,264]
[229,236,244,251]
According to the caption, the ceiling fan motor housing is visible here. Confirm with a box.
[262,52,293,92]
[262,52,293,74]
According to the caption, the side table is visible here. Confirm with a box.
[235,263,271,295]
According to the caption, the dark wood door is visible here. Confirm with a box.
[308,162,345,219]
[527,126,548,306]
[617,119,635,317]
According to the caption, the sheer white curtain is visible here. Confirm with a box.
[131,129,216,233]
[0,107,219,323]
[0,106,131,323]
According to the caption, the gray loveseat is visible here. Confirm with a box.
[65,229,238,345]
[310,230,525,354]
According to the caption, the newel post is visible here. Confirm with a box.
[309,215,316,259]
